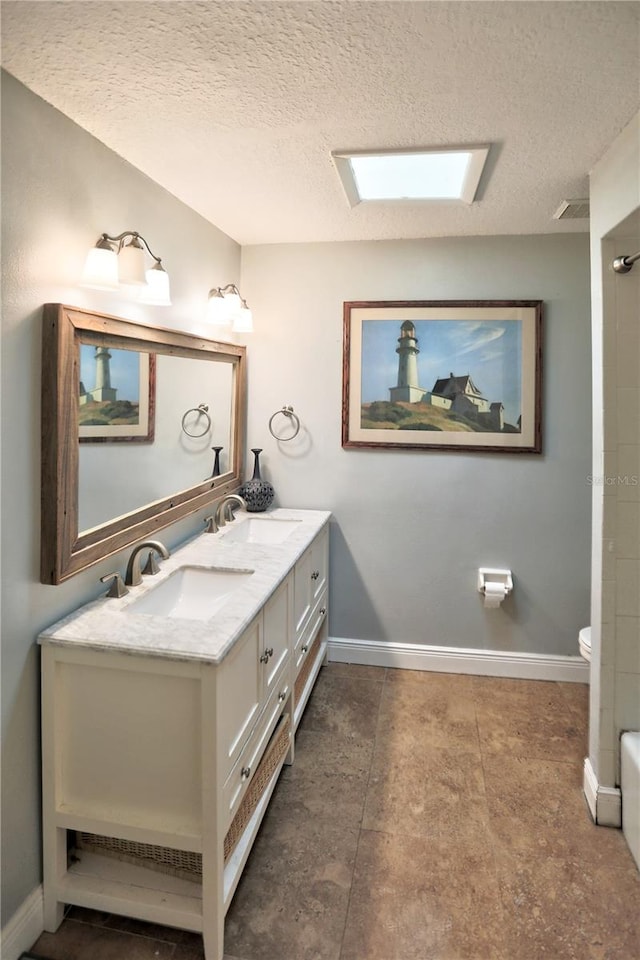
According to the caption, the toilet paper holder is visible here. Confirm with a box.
[477,568,513,599]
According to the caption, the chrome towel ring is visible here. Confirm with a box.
[268,405,300,441]
[181,403,212,438]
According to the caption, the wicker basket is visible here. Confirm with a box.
[75,711,291,878]
[294,629,322,704]
[223,711,290,862]
[75,831,202,882]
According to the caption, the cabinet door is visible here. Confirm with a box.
[217,617,263,781]
[293,544,313,637]
[263,576,291,697]
[310,527,329,605]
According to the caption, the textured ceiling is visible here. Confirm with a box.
[1,1,639,245]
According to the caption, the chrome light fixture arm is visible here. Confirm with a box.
[98,230,163,267]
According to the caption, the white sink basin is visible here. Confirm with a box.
[126,566,254,621]
[220,517,301,544]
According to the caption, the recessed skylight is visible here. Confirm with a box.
[332,146,490,206]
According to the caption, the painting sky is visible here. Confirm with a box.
[80,345,141,402]
[361,318,522,426]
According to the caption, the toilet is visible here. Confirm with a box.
[579,626,592,662]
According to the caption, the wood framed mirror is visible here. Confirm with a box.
[41,304,247,584]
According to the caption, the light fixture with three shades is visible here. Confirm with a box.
[206,284,253,332]
[81,230,171,306]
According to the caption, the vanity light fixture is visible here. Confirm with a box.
[81,231,171,305]
[206,284,253,332]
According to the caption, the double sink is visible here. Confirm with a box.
[126,516,301,622]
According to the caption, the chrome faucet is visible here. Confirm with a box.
[214,493,246,529]
[125,540,170,587]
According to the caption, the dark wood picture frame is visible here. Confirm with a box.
[41,304,247,584]
[342,300,543,454]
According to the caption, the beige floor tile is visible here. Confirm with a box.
[298,671,383,741]
[322,661,387,681]
[498,854,640,960]
[483,755,630,862]
[557,680,590,721]
[363,734,488,843]
[277,727,373,822]
[379,672,480,751]
[224,803,359,960]
[474,676,585,761]
[104,911,204,945]
[31,919,176,960]
[385,668,476,695]
[340,829,510,960]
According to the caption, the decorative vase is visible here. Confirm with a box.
[210,446,223,478]
[239,448,274,513]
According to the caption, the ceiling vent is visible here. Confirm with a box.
[553,199,590,220]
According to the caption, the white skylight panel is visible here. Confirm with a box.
[349,151,470,200]
[332,146,490,206]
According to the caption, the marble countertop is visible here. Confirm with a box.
[38,508,331,665]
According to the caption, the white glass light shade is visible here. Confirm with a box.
[81,245,119,289]
[140,264,171,305]
[232,303,253,333]
[224,291,241,314]
[206,291,231,326]
[118,239,147,285]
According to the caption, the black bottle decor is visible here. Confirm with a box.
[239,448,274,513]
[210,446,223,479]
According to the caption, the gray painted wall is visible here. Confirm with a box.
[0,73,242,925]
[241,236,592,654]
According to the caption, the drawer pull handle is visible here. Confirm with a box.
[311,570,320,580]
[241,766,251,780]
[259,647,274,664]
[301,644,309,653]
[320,607,326,616]
[278,691,287,702]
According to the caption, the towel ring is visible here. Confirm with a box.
[181,403,212,438]
[268,405,300,441]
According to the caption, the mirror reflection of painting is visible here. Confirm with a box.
[78,345,154,442]
[361,318,522,434]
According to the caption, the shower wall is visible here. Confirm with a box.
[602,228,640,778]
[588,111,640,823]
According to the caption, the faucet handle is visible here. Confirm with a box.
[141,551,160,576]
[100,572,129,599]
[204,515,218,534]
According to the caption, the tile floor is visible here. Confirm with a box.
[31,664,640,960]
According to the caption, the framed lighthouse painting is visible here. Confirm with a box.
[78,343,156,443]
[342,300,543,453]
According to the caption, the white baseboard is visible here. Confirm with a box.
[583,757,622,827]
[327,637,589,683]
[0,884,43,960]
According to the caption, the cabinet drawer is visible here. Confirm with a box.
[294,591,327,674]
[222,679,290,828]
[263,576,292,699]
[218,617,263,783]
[294,528,328,648]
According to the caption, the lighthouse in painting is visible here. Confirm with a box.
[79,346,118,405]
[389,320,427,403]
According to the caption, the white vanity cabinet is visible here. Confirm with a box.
[41,581,294,960]
[39,511,330,960]
[292,525,329,728]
